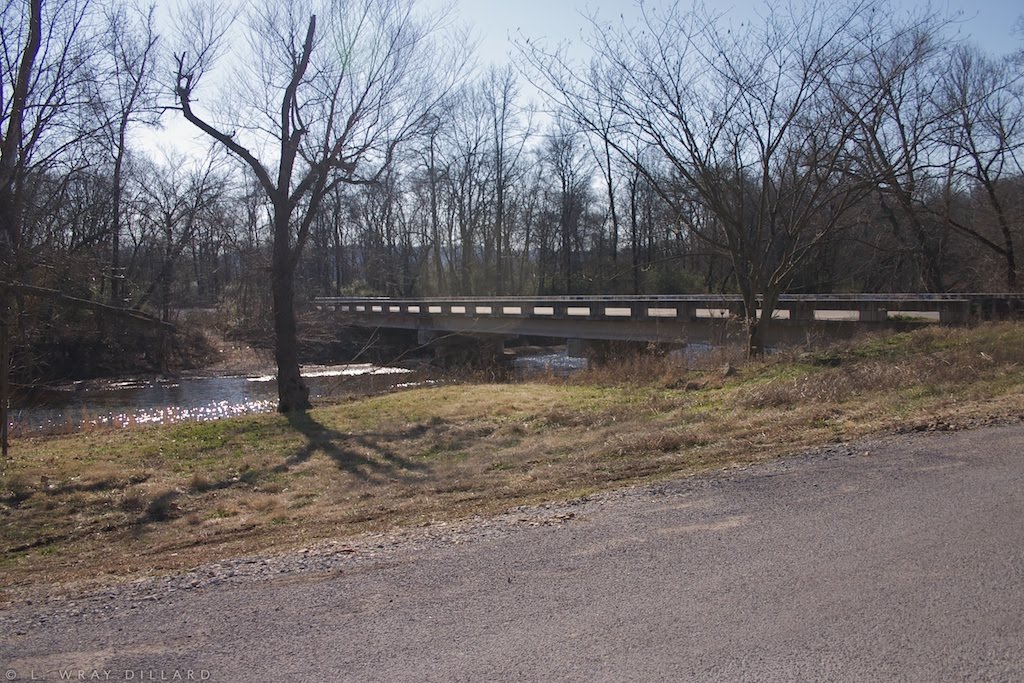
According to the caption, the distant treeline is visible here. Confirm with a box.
[2,0,1022,382]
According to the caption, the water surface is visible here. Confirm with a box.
[9,364,411,437]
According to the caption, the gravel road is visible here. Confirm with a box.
[2,424,1023,681]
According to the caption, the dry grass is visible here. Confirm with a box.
[739,324,1024,409]
[2,322,1023,595]
[567,343,747,389]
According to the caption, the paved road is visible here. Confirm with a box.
[3,425,1023,681]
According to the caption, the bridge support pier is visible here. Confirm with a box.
[417,330,505,367]
[567,338,667,363]
[857,304,889,323]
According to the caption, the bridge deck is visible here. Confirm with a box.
[314,294,1024,346]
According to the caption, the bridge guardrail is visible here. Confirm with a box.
[314,293,1024,326]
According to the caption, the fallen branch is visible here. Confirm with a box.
[0,281,176,331]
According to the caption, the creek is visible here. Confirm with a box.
[9,346,704,438]
[8,364,415,438]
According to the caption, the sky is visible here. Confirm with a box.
[432,0,1022,65]
[148,0,1022,160]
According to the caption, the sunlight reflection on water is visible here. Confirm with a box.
[511,352,589,377]
[10,364,412,437]
[246,364,411,383]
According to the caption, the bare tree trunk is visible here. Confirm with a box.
[0,0,42,459]
[271,209,310,412]
[0,299,10,462]
[602,137,619,267]
[109,129,127,305]
[333,219,345,294]
[428,137,446,293]
[629,174,641,294]
[494,174,505,295]
[977,177,1018,290]
[746,317,765,358]
[747,289,782,358]
[739,281,764,358]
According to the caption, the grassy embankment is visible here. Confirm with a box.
[2,322,1023,594]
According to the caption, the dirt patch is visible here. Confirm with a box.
[193,326,274,377]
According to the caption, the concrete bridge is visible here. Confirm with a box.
[314,293,1024,360]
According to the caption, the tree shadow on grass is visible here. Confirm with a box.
[111,413,430,539]
[277,411,428,482]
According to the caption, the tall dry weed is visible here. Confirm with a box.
[740,326,1021,409]
[561,343,749,388]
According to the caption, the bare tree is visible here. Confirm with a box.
[543,116,591,295]
[577,55,625,282]
[439,83,491,294]
[1,0,100,458]
[95,0,160,305]
[939,46,1024,289]
[173,0,464,412]
[0,0,42,459]
[837,7,959,292]
[522,1,883,354]
[133,154,225,319]
[480,65,531,295]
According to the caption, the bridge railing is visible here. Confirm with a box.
[314,294,1024,325]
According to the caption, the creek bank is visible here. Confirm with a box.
[5,323,1022,599]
